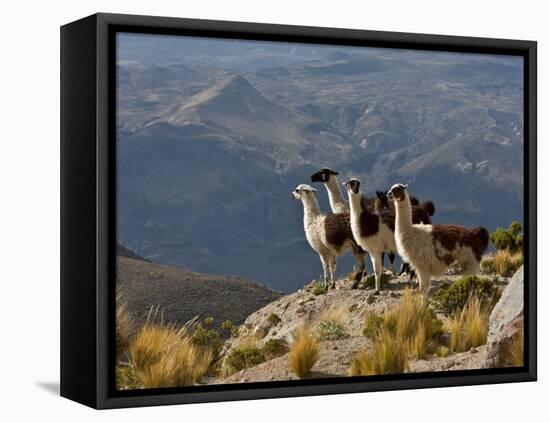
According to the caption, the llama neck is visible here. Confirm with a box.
[348,191,363,222]
[325,176,348,212]
[301,195,321,225]
[394,193,413,233]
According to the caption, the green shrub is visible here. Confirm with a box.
[226,347,265,371]
[312,282,326,296]
[363,312,384,340]
[363,273,391,290]
[481,257,495,274]
[316,319,349,341]
[190,322,224,359]
[261,338,288,359]
[490,221,523,253]
[433,276,499,317]
[220,320,239,337]
[267,313,282,326]
[203,316,214,326]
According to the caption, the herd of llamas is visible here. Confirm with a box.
[292,168,489,298]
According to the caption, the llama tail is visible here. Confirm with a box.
[420,201,436,217]
[473,227,490,252]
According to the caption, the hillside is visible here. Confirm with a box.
[117,255,282,327]
[211,264,522,384]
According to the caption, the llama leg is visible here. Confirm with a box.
[329,257,337,289]
[460,257,480,276]
[320,255,330,291]
[371,252,383,293]
[416,271,431,302]
[351,249,366,289]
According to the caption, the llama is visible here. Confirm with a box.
[375,190,436,276]
[344,178,397,293]
[387,183,489,296]
[291,184,365,290]
[310,168,367,286]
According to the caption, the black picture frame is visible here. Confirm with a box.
[60,12,537,409]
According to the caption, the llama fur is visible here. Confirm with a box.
[344,178,397,292]
[292,184,363,290]
[388,183,489,296]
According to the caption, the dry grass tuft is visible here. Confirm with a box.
[351,289,441,376]
[494,250,523,277]
[116,289,134,361]
[447,295,490,353]
[349,329,409,375]
[505,328,524,367]
[288,325,320,378]
[127,315,211,388]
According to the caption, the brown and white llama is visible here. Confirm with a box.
[387,183,489,296]
[310,168,367,287]
[292,184,365,290]
[344,178,397,293]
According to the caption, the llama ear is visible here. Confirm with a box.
[403,184,409,190]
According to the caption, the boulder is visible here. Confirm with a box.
[484,266,524,367]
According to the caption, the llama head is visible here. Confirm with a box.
[376,190,390,208]
[310,168,339,183]
[343,178,361,195]
[291,184,317,200]
[387,183,409,202]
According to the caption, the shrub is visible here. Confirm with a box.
[494,250,523,277]
[128,320,211,388]
[480,257,495,275]
[437,346,450,358]
[490,221,523,253]
[267,313,282,326]
[261,338,288,359]
[316,320,349,341]
[312,282,326,296]
[316,306,349,341]
[289,326,320,378]
[190,322,224,360]
[116,290,134,361]
[362,312,384,340]
[447,295,490,353]
[363,272,391,290]
[220,320,239,337]
[433,276,499,316]
[226,347,265,372]
[203,316,214,326]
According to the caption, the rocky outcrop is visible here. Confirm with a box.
[484,266,524,367]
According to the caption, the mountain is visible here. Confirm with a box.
[117,254,281,327]
[116,47,524,292]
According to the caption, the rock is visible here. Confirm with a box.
[366,295,376,305]
[254,325,269,339]
[484,266,524,368]
[470,347,478,354]
[348,303,358,313]
[442,360,456,370]
[389,291,399,298]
